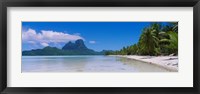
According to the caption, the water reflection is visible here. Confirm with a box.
[22,56,169,72]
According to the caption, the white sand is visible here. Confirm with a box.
[115,55,178,72]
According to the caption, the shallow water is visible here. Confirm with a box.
[22,55,169,72]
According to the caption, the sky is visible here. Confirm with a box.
[22,22,169,51]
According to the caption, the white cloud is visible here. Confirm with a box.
[40,42,49,47]
[89,41,96,44]
[22,28,84,47]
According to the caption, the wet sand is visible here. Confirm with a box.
[113,55,178,72]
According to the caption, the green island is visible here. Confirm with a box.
[22,39,109,55]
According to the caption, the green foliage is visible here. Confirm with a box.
[165,31,178,55]
[138,27,159,55]
[106,22,178,56]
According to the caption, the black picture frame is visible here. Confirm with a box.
[0,0,199,94]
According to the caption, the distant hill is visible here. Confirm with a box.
[62,39,90,50]
[22,39,107,56]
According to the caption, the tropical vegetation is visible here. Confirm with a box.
[105,22,178,56]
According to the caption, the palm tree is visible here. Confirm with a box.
[167,31,178,55]
[106,22,178,56]
[171,22,178,32]
[163,22,178,32]
[159,31,178,55]
[138,27,159,55]
[131,44,139,55]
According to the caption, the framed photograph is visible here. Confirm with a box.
[0,0,199,94]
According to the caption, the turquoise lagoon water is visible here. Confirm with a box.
[22,55,169,72]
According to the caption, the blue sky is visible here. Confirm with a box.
[22,22,169,51]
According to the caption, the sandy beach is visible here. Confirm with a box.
[114,55,178,72]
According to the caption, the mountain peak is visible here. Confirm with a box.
[22,39,104,55]
[62,39,87,50]
[76,39,84,43]
[75,39,87,49]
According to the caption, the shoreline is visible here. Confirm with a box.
[111,55,178,72]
